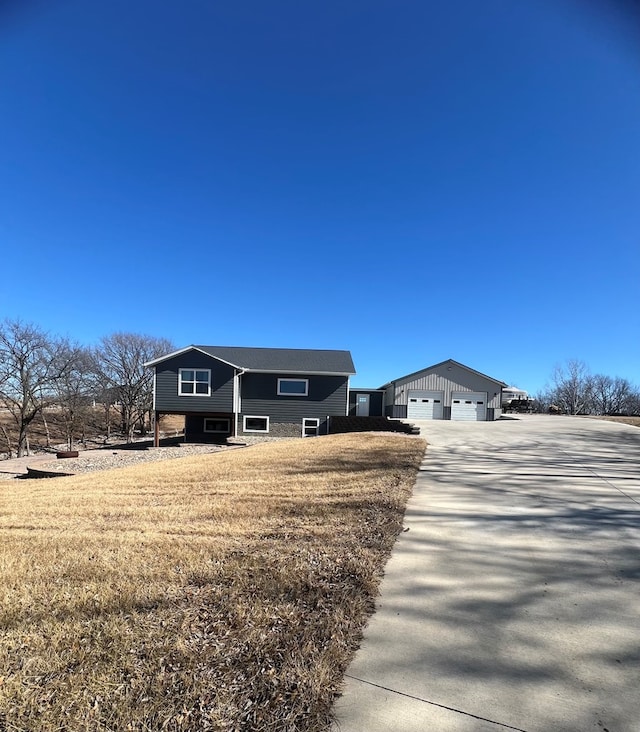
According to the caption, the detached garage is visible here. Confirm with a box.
[382,359,506,421]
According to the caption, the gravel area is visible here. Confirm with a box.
[1,433,413,480]
[0,436,299,480]
[33,443,245,475]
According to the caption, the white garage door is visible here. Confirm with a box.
[407,390,444,420]
[451,392,487,421]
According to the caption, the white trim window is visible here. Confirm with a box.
[243,415,270,433]
[277,378,309,396]
[203,417,230,433]
[302,417,320,437]
[179,368,211,396]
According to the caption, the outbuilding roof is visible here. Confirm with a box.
[379,358,507,389]
[146,345,356,375]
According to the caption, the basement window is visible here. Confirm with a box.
[244,415,269,433]
[204,418,230,433]
[277,378,309,396]
[302,418,320,437]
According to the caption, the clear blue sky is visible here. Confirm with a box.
[1,0,639,394]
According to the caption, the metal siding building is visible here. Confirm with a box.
[382,359,506,421]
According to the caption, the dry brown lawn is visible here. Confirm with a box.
[589,415,640,428]
[0,433,425,732]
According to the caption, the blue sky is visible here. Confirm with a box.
[1,0,639,393]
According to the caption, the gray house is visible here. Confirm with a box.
[146,345,355,444]
[380,359,507,421]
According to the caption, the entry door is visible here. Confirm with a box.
[356,393,370,416]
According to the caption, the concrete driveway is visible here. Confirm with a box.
[332,415,640,732]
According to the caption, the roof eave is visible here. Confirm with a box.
[245,368,355,376]
[144,345,242,370]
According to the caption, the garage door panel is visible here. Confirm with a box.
[407,390,444,420]
[451,391,487,421]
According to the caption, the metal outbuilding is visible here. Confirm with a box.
[381,359,507,421]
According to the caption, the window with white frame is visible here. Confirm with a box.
[179,368,211,396]
[302,417,320,437]
[243,415,269,433]
[277,378,308,396]
[203,418,230,433]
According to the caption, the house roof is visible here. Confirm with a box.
[146,345,356,375]
[379,359,507,389]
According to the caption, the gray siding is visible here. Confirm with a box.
[383,384,396,416]
[240,373,348,433]
[386,362,502,411]
[387,404,407,419]
[348,390,384,416]
[154,351,235,413]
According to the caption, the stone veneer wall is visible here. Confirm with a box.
[239,421,302,439]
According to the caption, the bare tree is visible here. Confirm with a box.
[550,359,593,415]
[0,319,67,457]
[92,333,174,442]
[53,342,94,450]
[590,374,633,415]
[531,389,553,414]
[623,388,640,416]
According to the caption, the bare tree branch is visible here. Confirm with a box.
[0,319,64,456]
[91,333,174,442]
[550,359,593,415]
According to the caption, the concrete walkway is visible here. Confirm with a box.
[332,416,640,732]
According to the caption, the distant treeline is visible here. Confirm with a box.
[0,318,174,457]
[533,359,640,416]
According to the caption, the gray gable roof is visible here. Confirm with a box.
[147,345,356,375]
[379,358,507,388]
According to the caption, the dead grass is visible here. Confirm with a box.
[158,413,185,435]
[593,415,640,428]
[0,433,425,731]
